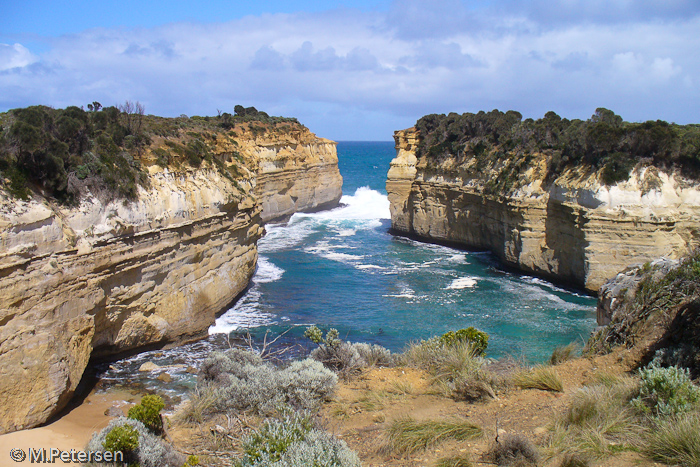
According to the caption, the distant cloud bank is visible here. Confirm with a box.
[1,0,699,140]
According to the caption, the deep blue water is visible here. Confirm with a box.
[212,141,597,358]
[98,141,596,397]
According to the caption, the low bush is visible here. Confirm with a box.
[453,377,496,402]
[352,342,394,367]
[102,424,139,464]
[191,349,337,416]
[513,365,563,392]
[439,327,489,356]
[236,412,360,467]
[86,417,184,467]
[631,364,700,418]
[384,416,482,454]
[305,326,393,376]
[127,394,165,434]
[485,434,539,466]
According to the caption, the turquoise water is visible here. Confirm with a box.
[97,142,596,397]
[212,141,597,360]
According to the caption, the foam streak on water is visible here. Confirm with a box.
[212,183,596,362]
[100,141,596,395]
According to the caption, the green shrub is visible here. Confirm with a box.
[102,424,139,459]
[87,417,184,467]
[439,327,489,356]
[631,364,700,418]
[128,394,165,434]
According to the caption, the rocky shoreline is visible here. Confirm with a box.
[0,118,342,434]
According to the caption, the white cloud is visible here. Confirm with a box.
[0,43,38,71]
[1,4,699,139]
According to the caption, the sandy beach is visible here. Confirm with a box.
[0,388,137,465]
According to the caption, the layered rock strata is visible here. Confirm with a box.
[244,129,342,222]
[387,128,700,293]
[0,126,342,433]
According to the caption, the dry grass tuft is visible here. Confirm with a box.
[435,453,474,467]
[384,416,483,454]
[550,343,579,365]
[513,365,564,392]
[546,380,643,459]
[642,412,700,466]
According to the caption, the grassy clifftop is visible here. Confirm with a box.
[0,103,305,203]
[414,108,700,194]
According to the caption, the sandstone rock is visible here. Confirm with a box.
[104,406,124,417]
[139,362,162,372]
[157,373,173,383]
[387,127,700,293]
[0,126,342,434]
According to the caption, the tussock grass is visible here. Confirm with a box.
[550,343,579,365]
[355,389,402,412]
[513,365,564,392]
[330,402,350,420]
[547,381,643,459]
[388,379,414,395]
[642,412,700,466]
[177,384,219,424]
[435,453,474,467]
[401,339,482,380]
[591,371,627,388]
[384,416,483,454]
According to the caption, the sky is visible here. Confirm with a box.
[1,0,699,141]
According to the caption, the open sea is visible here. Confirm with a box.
[96,141,597,398]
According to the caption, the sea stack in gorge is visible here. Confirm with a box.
[386,110,700,293]
[0,106,342,434]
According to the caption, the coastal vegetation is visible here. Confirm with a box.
[80,289,700,467]
[414,108,700,193]
[110,254,699,466]
[0,102,306,203]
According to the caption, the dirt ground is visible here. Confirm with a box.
[318,347,663,467]
[0,343,666,467]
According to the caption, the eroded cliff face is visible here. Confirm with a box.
[0,125,342,433]
[387,128,700,293]
[246,129,342,223]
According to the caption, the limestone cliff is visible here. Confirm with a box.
[0,116,342,433]
[387,127,700,292]
[240,127,342,222]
